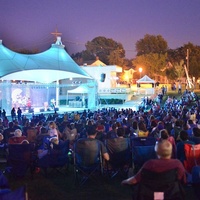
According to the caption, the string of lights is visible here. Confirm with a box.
[4,34,136,55]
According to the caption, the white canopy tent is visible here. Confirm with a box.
[136,75,155,84]
[68,85,89,94]
[0,38,91,83]
[67,84,97,108]
[136,75,155,95]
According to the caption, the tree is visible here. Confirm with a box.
[132,53,167,78]
[71,50,95,65]
[174,60,185,80]
[167,43,200,79]
[136,34,168,56]
[85,36,125,65]
[14,48,39,54]
[108,48,125,66]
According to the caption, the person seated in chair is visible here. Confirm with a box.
[121,140,186,186]
[75,124,109,166]
[35,127,51,159]
[176,130,195,164]
[106,127,131,168]
[8,129,28,144]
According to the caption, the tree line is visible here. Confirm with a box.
[71,34,200,82]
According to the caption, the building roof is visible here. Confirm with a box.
[90,59,106,67]
[0,37,91,83]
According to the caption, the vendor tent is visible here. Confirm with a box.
[68,85,89,94]
[136,75,155,95]
[136,75,155,83]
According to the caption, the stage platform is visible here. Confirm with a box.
[7,98,142,121]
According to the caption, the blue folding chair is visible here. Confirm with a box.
[105,138,131,178]
[0,185,28,200]
[0,170,28,199]
[7,144,33,178]
[36,140,69,176]
[131,137,157,173]
[73,138,103,186]
[131,137,157,147]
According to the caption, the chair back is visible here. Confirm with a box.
[131,137,157,172]
[105,138,131,168]
[131,137,156,147]
[134,168,185,200]
[132,145,157,172]
[74,139,102,167]
[73,139,103,185]
[0,185,28,200]
[37,140,69,168]
[184,143,200,173]
[7,144,32,177]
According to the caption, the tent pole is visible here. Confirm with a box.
[56,80,59,107]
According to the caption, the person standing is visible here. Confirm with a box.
[178,82,182,94]
[17,107,22,122]
[11,108,16,121]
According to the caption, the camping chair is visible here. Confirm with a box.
[183,143,200,174]
[73,139,103,186]
[105,138,131,178]
[36,140,69,176]
[0,169,28,199]
[0,143,8,165]
[131,137,157,174]
[131,137,156,147]
[183,143,200,199]
[7,144,34,178]
[0,185,28,200]
[133,168,185,200]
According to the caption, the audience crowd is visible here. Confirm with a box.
[0,88,200,197]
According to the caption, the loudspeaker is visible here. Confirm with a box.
[100,73,106,82]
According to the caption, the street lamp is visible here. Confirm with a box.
[139,67,143,78]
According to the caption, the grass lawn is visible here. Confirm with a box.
[5,165,133,200]
[4,164,198,200]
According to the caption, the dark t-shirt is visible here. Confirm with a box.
[106,138,130,153]
[75,138,107,166]
[106,137,131,165]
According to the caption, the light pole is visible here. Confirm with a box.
[139,67,143,78]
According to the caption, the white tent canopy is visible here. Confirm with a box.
[0,38,91,83]
[68,85,89,93]
[136,75,155,83]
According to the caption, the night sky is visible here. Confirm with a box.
[0,0,200,59]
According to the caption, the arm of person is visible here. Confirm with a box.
[121,176,138,185]
[103,152,109,161]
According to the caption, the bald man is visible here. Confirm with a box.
[121,140,186,185]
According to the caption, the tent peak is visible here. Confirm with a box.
[136,75,155,83]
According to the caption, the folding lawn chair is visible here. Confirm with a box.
[183,143,200,199]
[36,140,69,176]
[133,168,185,200]
[131,137,157,173]
[105,138,131,178]
[73,138,103,186]
[0,170,28,199]
[7,143,34,178]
